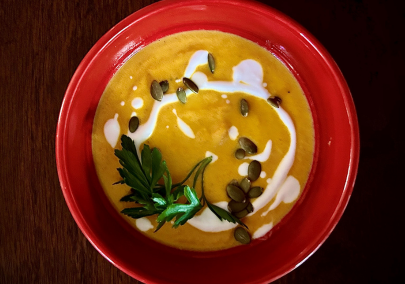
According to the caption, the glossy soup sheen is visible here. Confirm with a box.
[92,30,314,251]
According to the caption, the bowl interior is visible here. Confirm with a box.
[56,0,359,283]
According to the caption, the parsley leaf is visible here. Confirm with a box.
[121,206,159,218]
[150,148,166,191]
[156,186,202,228]
[206,202,248,228]
[114,134,247,232]
[115,135,167,193]
[140,144,152,183]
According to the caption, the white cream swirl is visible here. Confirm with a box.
[121,50,298,233]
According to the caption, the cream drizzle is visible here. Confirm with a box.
[116,50,299,233]
[104,113,120,148]
[228,126,239,140]
[135,217,154,232]
[238,162,249,176]
[249,107,296,216]
[245,140,272,162]
[252,221,273,239]
[172,109,195,139]
[261,176,300,216]
[187,202,237,232]
[184,50,209,78]
[131,97,143,109]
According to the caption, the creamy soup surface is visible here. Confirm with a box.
[92,30,314,251]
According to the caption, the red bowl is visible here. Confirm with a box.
[56,0,359,283]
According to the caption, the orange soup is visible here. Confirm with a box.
[92,30,314,251]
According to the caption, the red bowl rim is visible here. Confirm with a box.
[56,0,360,283]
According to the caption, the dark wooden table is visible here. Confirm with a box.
[1,0,404,283]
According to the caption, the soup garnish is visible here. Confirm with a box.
[207,53,215,73]
[114,135,246,232]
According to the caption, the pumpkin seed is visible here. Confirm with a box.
[246,202,254,213]
[208,53,215,73]
[240,177,251,193]
[233,209,248,219]
[240,99,249,117]
[248,160,261,181]
[248,186,263,198]
[150,80,163,101]
[229,179,239,187]
[226,184,245,202]
[234,227,251,244]
[128,116,139,133]
[238,137,257,154]
[235,148,245,160]
[183,77,199,94]
[176,87,187,104]
[228,200,248,213]
[267,96,282,108]
[159,80,169,93]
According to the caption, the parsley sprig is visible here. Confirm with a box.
[114,135,246,231]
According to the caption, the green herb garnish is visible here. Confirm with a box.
[114,135,247,231]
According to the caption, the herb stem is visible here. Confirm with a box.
[172,157,212,188]
[200,165,208,206]
[192,157,212,189]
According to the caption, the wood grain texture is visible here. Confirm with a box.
[0,0,403,283]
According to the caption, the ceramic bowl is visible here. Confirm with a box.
[56,0,359,283]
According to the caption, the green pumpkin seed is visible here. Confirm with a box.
[248,160,261,181]
[150,80,163,101]
[226,184,245,202]
[176,87,187,104]
[228,200,248,213]
[233,209,248,219]
[208,53,215,73]
[159,80,169,93]
[183,77,199,94]
[267,96,282,108]
[229,179,239,187]
[234,227,251,244]
[248,186,263,198]
[246,202,254,213]
[240,177,251,193]
[240,99,249,117]
[128,116,139,133]
[235,148,245,160]
[238,137,257,154]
